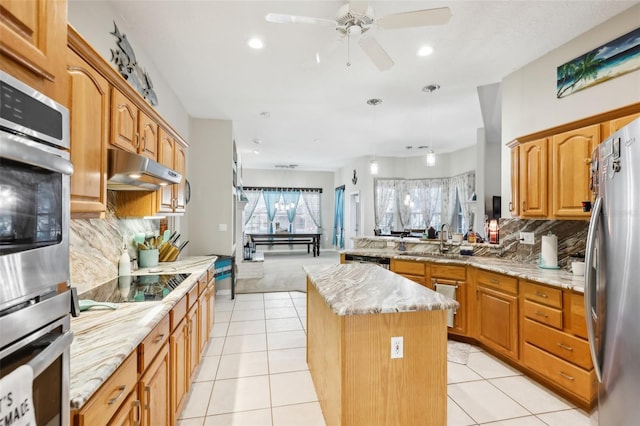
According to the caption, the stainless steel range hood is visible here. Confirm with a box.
[107,149,181,191]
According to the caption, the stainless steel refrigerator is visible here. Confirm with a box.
[585,117,640,425]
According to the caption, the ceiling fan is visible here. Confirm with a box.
[265,1,452,71]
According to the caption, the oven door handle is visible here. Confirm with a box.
[0,134,73,176]
[28,330,74,378]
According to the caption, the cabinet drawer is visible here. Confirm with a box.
[187,285,199,309]
[522,281,562,308]
[77,351,138,426]
[523,343,595,402]
[139,314,170,372]
[198,272,208,295]
[475,270,517,295]
[392,260,425,276]
[400,274,425,286]
[523,300,563,329]
[570,293,588,339]
[171,295,187,331]
[524,319,592,370]
[431,264,466,281]
[207,264,216,283]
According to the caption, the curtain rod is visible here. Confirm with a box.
[243,186,323,193]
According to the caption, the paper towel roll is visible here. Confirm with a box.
[541,234,558,268]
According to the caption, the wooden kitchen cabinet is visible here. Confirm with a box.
[521,282,595,405]
[170,301,189,424]
[158,128,187,213]
[111,88,139,154]
[390,259,426,286]
[0,0,68,104]
[138,110,158,160]
[475,270,519,361]
[601,112,640,140]
[429,264,468,336]
[139,344,171,426]
[187,299,200,380]
[519,138,548,218]
[509,145,519,216]
[550,125,598,219]
[108,389,140,426]
[67,48,109,217]
[206,268,217,339]
[73,351,138,426]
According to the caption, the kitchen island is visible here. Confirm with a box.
[304,264,458,426]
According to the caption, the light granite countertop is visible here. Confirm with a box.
[342,249,586,293]
[69,255,216,410]
[304,264,459,316]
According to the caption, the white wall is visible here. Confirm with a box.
[187,119,234,256]
[500,4,640,215]
[67,1,190,137]
[241,169,336,248]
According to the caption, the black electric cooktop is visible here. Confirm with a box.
[78,273,191,303]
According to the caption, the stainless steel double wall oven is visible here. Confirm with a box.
[0,70,74,425]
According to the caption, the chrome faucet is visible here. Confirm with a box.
[440,223,450,253]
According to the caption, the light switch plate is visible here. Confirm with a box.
[219,223,227,232]
[520,232,535,245]
[391,336,403,359]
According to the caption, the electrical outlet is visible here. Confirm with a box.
[386,241,395,247]
[520,232,535,245]
[391,336,403,359]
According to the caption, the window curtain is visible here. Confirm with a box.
[282,191,301,232]
[449,171,475,230]
[374,179,395,229]
[262,190,281,234]
[243,190,261,226]
[332,186,345,248]
[396,180,418,229]
[417,179,443,229]
[301,192,321,231]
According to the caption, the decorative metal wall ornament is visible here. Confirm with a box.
[110,22,159,106]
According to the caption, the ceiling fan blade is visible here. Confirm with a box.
[376,7,452,30]
[358,36,394,71]
[349,1,369,16]
[265,13,337,27]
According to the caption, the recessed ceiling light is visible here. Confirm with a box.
[253,138,262,145]
[260,111,271,119]
[417,45,434,57]
[422,83,441,93]
[248,38,264,49]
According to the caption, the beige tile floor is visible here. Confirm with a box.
[178,291,591,426]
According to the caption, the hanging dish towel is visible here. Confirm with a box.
[435,283,457,328]
[0,364,37,426]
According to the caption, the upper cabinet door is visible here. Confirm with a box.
[67,48,109,216]
[0,0,67,103]
[174,141,187,213]
[519,138,548,218]
[550,125,598,219]
[602,112,640,140]
[111,88,139,153]
[158,128,176,212]
[139,110,158,160]
[509,146,519,216]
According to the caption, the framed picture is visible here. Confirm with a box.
[557,26,640,98]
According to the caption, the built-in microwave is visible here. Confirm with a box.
[0,70,73,312]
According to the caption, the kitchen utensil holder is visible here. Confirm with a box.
[138,249,159,268]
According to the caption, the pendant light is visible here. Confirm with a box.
[367,98,382,175]
[422,84,440,167]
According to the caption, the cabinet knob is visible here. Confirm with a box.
[522,201,526,212]
[107,385,127,405]
[584,158,592,165]
[557,342,574,351]
[509,201,514,212]
[132,400,141,426]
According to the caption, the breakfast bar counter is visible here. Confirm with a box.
[304,264,458,426]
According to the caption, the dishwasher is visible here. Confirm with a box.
[343,254,391,269]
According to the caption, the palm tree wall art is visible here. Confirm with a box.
[557,26,640,98]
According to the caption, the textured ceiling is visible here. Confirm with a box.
[101,1,637,171]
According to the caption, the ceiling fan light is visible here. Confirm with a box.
[248,37,264,49]
[426,150,436,167]
[417,45,434,57]
[370,160,378,175]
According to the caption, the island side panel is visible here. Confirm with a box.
[343,309,447,426]
[307,278,343,425]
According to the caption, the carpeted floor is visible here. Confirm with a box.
[235,249,340,294]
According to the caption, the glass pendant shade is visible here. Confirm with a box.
[426,150,436,167]
[370,160,378,174]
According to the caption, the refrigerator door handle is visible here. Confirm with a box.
[585,195,603,382]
